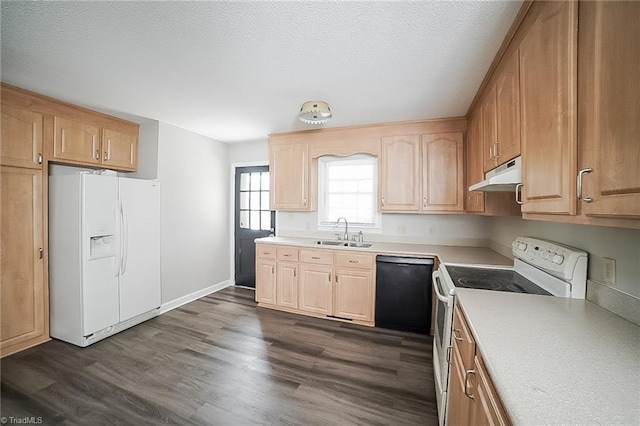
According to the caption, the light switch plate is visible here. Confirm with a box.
[603,257,616,285]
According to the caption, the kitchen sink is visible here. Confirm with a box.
[346,242,372,248]
[314,240,347,246]
[313,240,372,248]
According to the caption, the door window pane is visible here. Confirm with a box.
[250,173,261,191]
[240,211,249,229]
[250,210,260,230]
[240,192,249,210]
[240,173,250,191]
[261,211,271,231]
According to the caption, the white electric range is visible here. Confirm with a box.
[431,237,588,426]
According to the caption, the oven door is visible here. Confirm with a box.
[432,269,454,426]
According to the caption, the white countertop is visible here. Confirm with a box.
[255,236,512,266]
[456,289,640,425]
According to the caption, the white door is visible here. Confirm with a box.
[82,174,120,335]
[118,178,161,321]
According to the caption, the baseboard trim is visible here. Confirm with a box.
[159,280,233,315]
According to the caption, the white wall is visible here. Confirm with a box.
[130,120,159,180]
[157,123,230,304]
[489,216,640,297]
[277,211,491,246]
[229,139,269,164]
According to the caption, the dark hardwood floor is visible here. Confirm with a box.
[1,287,438,425]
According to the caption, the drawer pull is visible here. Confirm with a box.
[284,254,292,257]
[263,252,272,256]
[348,260,359,264]
[464,370,476,399]
[38,153,43,165]
[311,256,321,260]
[453,329,462,341]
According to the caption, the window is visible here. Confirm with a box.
[318,155,380,229]
[238,171,272,231]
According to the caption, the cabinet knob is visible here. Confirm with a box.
[303,197,307,206]
[37,153,43,165]
[95,150,100,160]
[381,197,385,206]
[104,151,108,161]
[39,248,43,259]
[423,197,427,208]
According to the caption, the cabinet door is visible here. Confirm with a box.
[472,356,510,426]
[333,268,373,322]
[1,166,47,357]
[481,93,497,173]
[579,1,640,218]
[256,259,276,305]
[1,104,43,169]
[495,52,521,164]
[53,116,101,165]
[276,261,298,309]
[519,1,577,214]
[422,132,464,212]
[298,264,333,316]
[102,128,138,171]
[466,110,485,213]
[380,135,421,211]
[269,141,310,211]
[446,344,473,426]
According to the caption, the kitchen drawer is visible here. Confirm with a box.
[277,246,299,261]
[335,252,374,269]
[300,249,334,265]
[453,305,476,369]
[256,244,276,259]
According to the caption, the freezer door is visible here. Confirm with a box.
[82,174,120,335]
[118,178,161,321]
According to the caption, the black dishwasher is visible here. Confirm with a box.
[375,256,434,334]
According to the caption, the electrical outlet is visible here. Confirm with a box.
[396,225,406,235]
[603,258,616,285]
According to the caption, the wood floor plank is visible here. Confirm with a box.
[1,286,437,425]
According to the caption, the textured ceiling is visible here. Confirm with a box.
[1,1,523,143]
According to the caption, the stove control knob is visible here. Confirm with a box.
[540,250,550,259]
[515,242,528,251]
[552,254,564,265]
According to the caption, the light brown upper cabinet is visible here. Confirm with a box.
[577,1,640,219]
[102,127,138,171]
[1,104,44,169]
[466,110,485,213]
[53,116,101,166]
[53,118,138,171]
[422,132,464,212]
[480,51,521,173]
[380,135,422,212]
[519,0,577,215]
[269,138,311,211]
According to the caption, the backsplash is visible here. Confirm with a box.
[276,212,492,247]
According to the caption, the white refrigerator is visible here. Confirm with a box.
[49,172,161,347]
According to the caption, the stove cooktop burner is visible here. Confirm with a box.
[446,265,552,295]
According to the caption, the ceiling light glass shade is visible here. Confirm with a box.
[299,101,332,124]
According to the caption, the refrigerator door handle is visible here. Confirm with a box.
[113,202,121,277]
[119,199,125,276]
[121,201,129,276]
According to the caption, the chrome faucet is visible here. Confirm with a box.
[336,217,348,240]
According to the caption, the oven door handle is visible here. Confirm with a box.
[432,270,450,303]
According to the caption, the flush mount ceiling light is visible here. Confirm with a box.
[299,101,332,124]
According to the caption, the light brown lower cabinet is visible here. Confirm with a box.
[0,166,49,357]
[256,244,375,325]
[447,305,510,425]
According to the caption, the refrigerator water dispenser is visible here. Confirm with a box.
[89,235,115,259]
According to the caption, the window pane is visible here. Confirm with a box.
[250,210,260,230]
[261,191,270,210]
[240,211,249,229]
[358,194,372,208]
[261,212,271,231]
[343,195,357,209]
[250,191,260,210]
[358,179,373,192]
[240,192,249,209]
[261,172,270,190]
[240,173,250,191]
[342,181,358,192]
[250,173,261,191]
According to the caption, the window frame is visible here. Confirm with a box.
[317,154,381,232]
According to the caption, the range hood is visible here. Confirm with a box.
[469,156,521,192]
